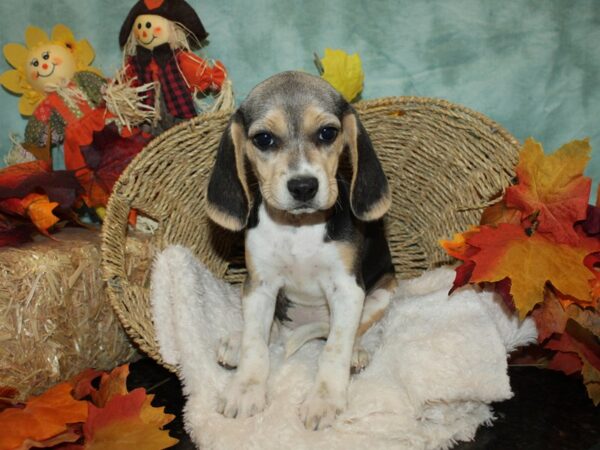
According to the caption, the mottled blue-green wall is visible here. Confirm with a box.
[0,0,598,199]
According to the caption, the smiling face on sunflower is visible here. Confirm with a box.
[0,24,101,116]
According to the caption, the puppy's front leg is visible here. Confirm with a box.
[219,282,278,418]
[300,276,364,430]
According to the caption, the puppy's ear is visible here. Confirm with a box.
[206,112,251,231]
[343,108,391,221]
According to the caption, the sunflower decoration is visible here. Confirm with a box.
[0,24,101,117]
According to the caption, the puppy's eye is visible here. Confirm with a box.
[318,127,338,143]
[42,52,50,60]
[31,58,39,68]
[252,132,275,151]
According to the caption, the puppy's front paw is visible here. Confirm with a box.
[299,383,346,430]
[218,377,267,419]
[217,332,241,369]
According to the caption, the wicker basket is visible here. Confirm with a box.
[101,96,520,366]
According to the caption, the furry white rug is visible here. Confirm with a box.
[150,246,538,450]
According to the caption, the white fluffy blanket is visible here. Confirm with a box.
[150,246,537,450]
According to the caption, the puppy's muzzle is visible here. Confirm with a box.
[287,177,319,202]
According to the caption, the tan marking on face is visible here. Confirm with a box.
[245,109,295,206]
[301,105,344,207]
[335,241,358,275]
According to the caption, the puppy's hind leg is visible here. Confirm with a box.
[351,281,395,373]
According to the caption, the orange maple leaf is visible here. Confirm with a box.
[91,364,130,408]
[505,138,592,244]
[466,223,596,319]
[0,383,88,450]
[21,193,60,235]
[84,389,177,450]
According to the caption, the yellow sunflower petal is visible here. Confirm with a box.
[25,26,49,49]
[51,24,75,45]
[19,95,37,116]
[0,69,27,94]
[3,43,29,70]
[20,90,45,116]
[74,39,96,69]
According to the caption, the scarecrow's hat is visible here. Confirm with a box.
[119,0,208,49]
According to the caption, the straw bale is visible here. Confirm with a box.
[0,228,151,400]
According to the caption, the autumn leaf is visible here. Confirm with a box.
[85,416,177,450]
[465,223,596,319]
[0,387,19,413]
[318,48,364,102]
[91,364,130,408]
[439,226,480,261]
[139,394,176,430]
[0,160,83,212]
[84,389,177,450]
[0,213,34,247]
[533,290,600,342]
[480,198,521,226]
[546,321,600,405]
[505,138,592,244]
[78,125,148,208]
[69,369,103,401]
[0,382,88,450]
[21,193,60,235]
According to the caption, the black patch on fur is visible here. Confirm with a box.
[246,189,262,229]
[274,289,293,322]
[361,220,395,292]
[207,112,249,228]
[325,179,394,291]
[348,110,390,219]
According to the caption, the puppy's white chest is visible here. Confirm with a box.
[246,205,346,303]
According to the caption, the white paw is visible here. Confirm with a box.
[299,383,346,430]
[217,332,241,369]
[351,347,370,374]
[218,377,267,419]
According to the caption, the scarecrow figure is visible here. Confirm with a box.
[0,24,152,209]
[119,0,228,129]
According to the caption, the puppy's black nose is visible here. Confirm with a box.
[287,177,319,202]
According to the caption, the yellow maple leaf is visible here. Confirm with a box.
[319,48,364,102]
[85,417,178,450]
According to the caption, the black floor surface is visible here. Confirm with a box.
[128,358,600,450]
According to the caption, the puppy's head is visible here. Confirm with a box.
[207,71,391,231]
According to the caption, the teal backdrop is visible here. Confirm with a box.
[0,0,598,199]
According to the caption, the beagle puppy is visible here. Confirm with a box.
[206,71,397,430]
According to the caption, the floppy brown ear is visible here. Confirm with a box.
[343,108,392,221]
[206,112,251,231]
